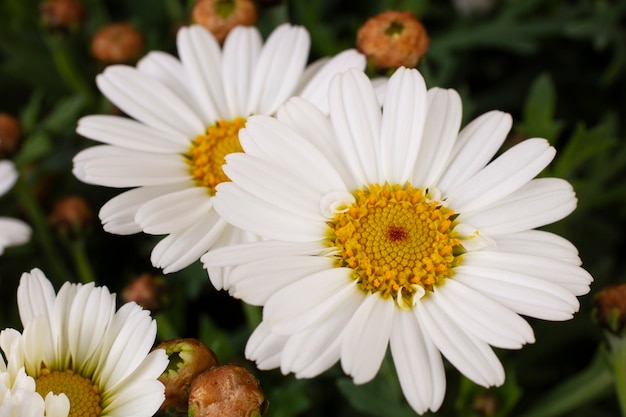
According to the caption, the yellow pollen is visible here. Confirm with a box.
[326,183,463,308]
[36,369,102,417]
[187,117,246,195]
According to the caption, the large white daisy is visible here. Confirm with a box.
[73,23,368,273]
[0,268,168,417]
[202,67,593,414]
[0,160,31,255]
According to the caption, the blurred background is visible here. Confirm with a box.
[1,0,625,416]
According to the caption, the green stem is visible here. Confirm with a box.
[14,176,72,285]
[608,333,626,416]
[46,35,92,97]
[68,237,97,284]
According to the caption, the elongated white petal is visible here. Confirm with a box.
[445,139,556,212]
[491,230,581,265]
[341,294,394,384]
[459,178,577,235]
[0,218,31,253]
[222,26,262,116]
[202,240,326,267]
[0,160,17,196]
[17,269,57,327]
[390,309,446,414]
[380,67,428,183]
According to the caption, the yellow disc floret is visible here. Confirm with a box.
[187,117,246,195]
[326,183,462,308]
[36,368,102,417]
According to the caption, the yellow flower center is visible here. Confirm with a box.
[36,369,102,417]
[326,183,463,308]
[187,118,246,195]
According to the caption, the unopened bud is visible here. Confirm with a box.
[593,283,626,335]
[155,338,219,414]
[0,113,22,158]
[191,0,258,44]
[40,0,85,32]
[122,273,169,313]
[357,10,430,72]
[48,195,93,237]
[91,23,144,64]
[188,364,266,417]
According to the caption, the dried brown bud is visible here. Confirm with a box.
[593,283,626,335]
[357,10,430,72]
[188,364,266,417]
[0,113,22,158]
[122,273,169,313]
[48,195,93,236]
[191,0,258,44]
[155,338,219,414]
[40,0,84,32]
[91,23,144,64]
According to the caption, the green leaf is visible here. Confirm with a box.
[518,72,564,143]
[41,94,88,133]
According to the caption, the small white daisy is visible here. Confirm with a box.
[0,160,31,255]
[0,268,169,417]
[202,67,593,414]
[73,23,368,273]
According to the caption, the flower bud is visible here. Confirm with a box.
[48,195,93,237]
[122,273,169,313]
[191,0,258,44]
[0,113,22,158]
[593,283,626,335]
[40,0,85,32]
[91,22,144,64]
[155,338,219,414]
[356,10,430,72]
[188,364,266,417]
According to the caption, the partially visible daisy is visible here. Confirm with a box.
[0,268,168,417]
[202,68,593,414]
[73,23,369,273]
[0,160,31,255]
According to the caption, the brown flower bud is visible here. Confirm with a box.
[48,195,93,237]
[191,0,258,44]
[91,23,144,64]
[40,0,85,32]
[357,10,430,72]
[188,364,266,417]
[122,273,169,313]
[0,113,22,158]
[155,338,219,414]
[593,283,626,335]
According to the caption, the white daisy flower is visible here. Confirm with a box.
[0,268,169,417]
[73,23,368,273]
[202,67,593,414]
[0,160,31,255]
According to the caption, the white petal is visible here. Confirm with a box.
[176,25,226,121]
[341,294,394,384]
[415,298,505,387]
[0,218,31,253]
[462,251,592,296]
[98,183,191,235]
[445,139,556,212]
[492,230,581,265]
[135,187,213,234]
[296,49,366,114]
[97,65,205,137]
[437,111,512,193]
[213,182,327,242]
[453,266,580,320]
[432,279,535,348]
[17,268,57,327]
[202,240,326,267]
[329,69,382,185]
[0,160,17,196]
[245,322,289,369]
[76,115,190,153]
[264,268,357,334]
[459,178,577,235]
[228,256,334,305]
[380,67,428,183]
[222,26,262,116]
[390,309,446,414]
[412,88,462,187]
[73,145,191,187]
[150,214,231,273]
[246,24,310,115]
